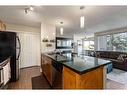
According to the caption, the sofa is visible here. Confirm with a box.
[93,51,127,71]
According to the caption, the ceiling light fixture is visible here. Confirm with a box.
[80,6,85,28]
[29,6,34,11]
[60,22,64,35]
[24,6,34,14]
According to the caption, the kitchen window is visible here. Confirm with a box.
[83,40,94,50]
[107,32,127,52]
[97,32,127,52]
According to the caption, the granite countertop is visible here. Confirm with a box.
[62,55,111,74]
[45,53,71,62]
[44,53,111,74]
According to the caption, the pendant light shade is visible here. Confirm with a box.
[80,16,85,28]
[80,6,85,28]
[24,6,34,14]
[29,6,34,11]
[60,22,63,35]
[60,27,63,35]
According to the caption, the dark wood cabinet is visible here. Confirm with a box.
[41,54,63,88]
[41,55,53,86]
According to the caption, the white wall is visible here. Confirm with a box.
[73,34,85,43]
[41,22,56,53]
[6,23,40,33]
[56,28,73,38]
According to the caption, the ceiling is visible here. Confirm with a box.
[0,6,127,36]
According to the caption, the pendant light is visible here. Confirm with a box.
[80,6,85,28]
[60,27,63,35]
[60,22,63,35]
[80,6,87,40]
[84,31,87,40]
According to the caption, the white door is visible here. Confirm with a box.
[17,32,41,68]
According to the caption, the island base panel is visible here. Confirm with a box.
[63,66,104,89]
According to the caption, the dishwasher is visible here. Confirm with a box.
[52,61,63,89]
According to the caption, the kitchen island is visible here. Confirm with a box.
[41,53,111,89]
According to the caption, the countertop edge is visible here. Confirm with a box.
[62,62,111,75]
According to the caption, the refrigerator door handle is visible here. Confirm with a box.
[16,36,21,60]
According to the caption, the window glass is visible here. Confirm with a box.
[98,32,127,52]
[107,35,112,50]
[83,40,94,50]
[98,35,107,50]
[111,32,127,52]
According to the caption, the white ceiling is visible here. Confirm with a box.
[1,6,127,36]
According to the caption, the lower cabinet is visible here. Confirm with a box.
[63,66,104,89]
[41,55,63,89]
[41,55,53,86]
[63,66,76,89]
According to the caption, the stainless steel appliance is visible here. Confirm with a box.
[0,31,21,81]
[52,61,63,89]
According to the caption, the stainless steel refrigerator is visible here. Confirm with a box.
[0,31,21,81]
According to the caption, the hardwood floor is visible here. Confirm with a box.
[8,66,41,89]
[8,66,127,89]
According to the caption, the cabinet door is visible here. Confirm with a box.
[41,55,45,73]
[63,66,76,89]
[42,56,47,76]
[45,61,52,85]
[42,56,52,86]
